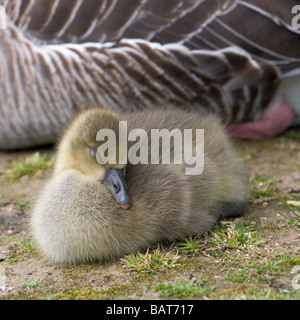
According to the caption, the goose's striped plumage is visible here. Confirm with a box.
[1,0,300,149]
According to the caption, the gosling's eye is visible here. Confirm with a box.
[89,147,97,159]
[113,183,120,193]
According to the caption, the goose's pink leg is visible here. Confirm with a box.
[227,101,293,140]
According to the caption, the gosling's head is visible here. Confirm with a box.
[55,108,131,209]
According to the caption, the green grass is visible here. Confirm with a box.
[177,235,203,254]
[22,281,39,288]
[189,221,298,287]
[220,288,300,300]
[16,199,29,214]
[3,152,53,180]
[154,279,215,298]
[21,237,38,253]
[282,129,300,141]
[44,291,64,300]
[279,209,300,228]
[225,266,249,283]
[224,252,296,285]
[176,222,266,256]
[120,246,180,273]
[208,221,267,250]
[3,237,38,262]
[250,174,279,203]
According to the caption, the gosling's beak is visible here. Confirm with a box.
[101,168,131,209]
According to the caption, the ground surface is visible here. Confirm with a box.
[0,130,300,300]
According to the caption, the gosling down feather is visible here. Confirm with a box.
[1,0,300,149]
[30,107,249,263]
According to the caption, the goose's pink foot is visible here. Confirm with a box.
[227,101,293,140]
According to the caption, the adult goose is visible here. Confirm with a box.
[1,0,300,149]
